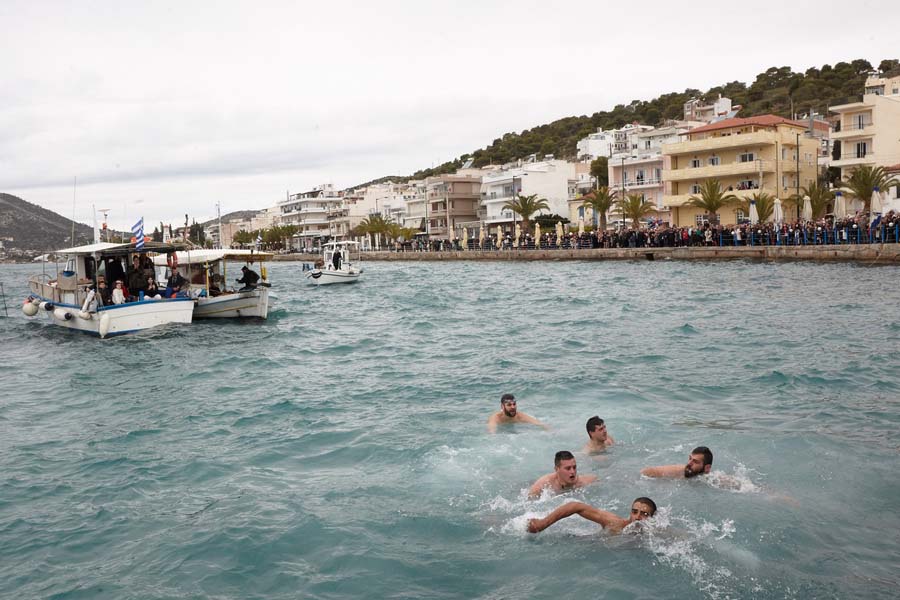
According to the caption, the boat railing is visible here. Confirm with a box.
[28,274,91,305]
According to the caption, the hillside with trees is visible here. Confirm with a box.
[0,193,94,252]
[373,58,898,184]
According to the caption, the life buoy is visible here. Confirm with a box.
[166,252,179,270]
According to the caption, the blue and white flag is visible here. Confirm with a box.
[256,233,262,245]
[132,217,145,250]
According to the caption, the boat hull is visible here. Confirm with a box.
[307,268,361,285]
[30,297,194,338]
[194,287,270,318]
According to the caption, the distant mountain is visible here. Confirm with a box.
[0,193,94,252]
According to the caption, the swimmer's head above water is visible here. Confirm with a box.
[500,393,517,417]
[629,497,657,521]
[586,416,608,442]
[684,446,713,478]
[554,450,578,485]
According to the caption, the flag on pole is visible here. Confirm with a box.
[132,217,145,250]
[256,233,262,246]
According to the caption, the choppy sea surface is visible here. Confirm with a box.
[1,259,899,599]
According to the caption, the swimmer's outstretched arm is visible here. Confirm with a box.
[527,501,625,534]
[527,474,552,498]
[641,464,684,478]
[487,414,499,434]
[518,412,550,430]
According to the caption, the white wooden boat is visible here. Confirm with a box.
[23,242,194,338]
[153,249,274,318]
[306,241,362,285]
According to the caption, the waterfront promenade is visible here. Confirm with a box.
[275,244,900,263]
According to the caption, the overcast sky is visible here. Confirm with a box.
[2,0,898,230]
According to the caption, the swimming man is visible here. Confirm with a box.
[487,393,548,433]
[582,416,615,453]
[528,497,657,535]
[528,451,597,498]
[641,446,713,479]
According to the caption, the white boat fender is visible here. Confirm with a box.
[53,308,73,321]
[80,289,96,314]
[22,299,39,317]
[99,312,111,338]
[40,301,55,311]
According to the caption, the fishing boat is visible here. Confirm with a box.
[306,241,362,285]
[22,241,194,338]
[152,249,273,318]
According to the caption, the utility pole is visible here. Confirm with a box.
[216,202,222,249]
[620,156,626,229]
[796,132,801,220]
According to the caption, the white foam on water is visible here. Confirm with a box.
[705,463,760,494]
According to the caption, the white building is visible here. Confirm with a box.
[576,128,616,160]
[279,184,343,251]
[480,159,577,229]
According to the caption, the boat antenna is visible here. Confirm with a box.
[0,282,8,318]
[71,176,77,246]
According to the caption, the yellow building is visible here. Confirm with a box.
[662,116,822,226]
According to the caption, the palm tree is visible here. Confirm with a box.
[616,194,656,229]
[580,187,617,231]
[502,193,549,233]
[686,179,739,224]
[838,165,899,214]
[355,214,391,247]
[736,191,776,223]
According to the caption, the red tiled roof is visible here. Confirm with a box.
[885,163,900,173]
[686,115,812,136]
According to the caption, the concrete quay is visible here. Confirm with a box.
[274,245,900,263]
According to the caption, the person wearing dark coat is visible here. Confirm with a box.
[332,248,342,270]
[236,266,260,291]
[164,270,187,298]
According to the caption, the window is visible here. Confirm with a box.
[708,156,720,166]
[855,142,868,158]
[739,152,755,163]
[782,147,788,160]
[645,140,651,149]
[691,184,701,194]
[691,158,701,168]
[655,168,661,181]
[695,214,708,226]
[636,169,645,183]
[579,207,585,218]
[735,209,746,223]
[782,175,788,188]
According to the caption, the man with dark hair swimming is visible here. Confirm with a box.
[641,446,713,479]
[528,451,597,498]
[528,497,657,535]
[487,393,548,433]
[583,416,615,453]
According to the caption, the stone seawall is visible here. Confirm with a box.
[274,245,900,263]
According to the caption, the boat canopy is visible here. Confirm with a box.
[52,241,186,257]
[151,249,274,266]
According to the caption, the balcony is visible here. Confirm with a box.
[617,177,663,190]
[664,159,776,182]
[832,120,875,139]
[482,194,515,205]
[663,187,777,207]
[663,131,779,155]
[832,151,877,168]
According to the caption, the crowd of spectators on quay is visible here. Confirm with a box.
[382,211,900,251]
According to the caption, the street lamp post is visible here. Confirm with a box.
[620,156,626,230]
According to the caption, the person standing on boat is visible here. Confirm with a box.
[332,248,342,270]
[127,255,148,300]
[236,266,260,291]
[111,280,127,305]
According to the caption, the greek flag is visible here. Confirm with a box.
[256,233,262,245]
[132,218,145,250]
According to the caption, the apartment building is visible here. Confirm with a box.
[400,180,427,231]
[480,159,576,232]
[425,174,481,240]
[830,78,900,184]
[662,115,820,226]
[278,184,343,251]
[683,95,738,122]
[576,128,616,160]
[607,122,700,224]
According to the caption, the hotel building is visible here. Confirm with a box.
[662,116,821,226]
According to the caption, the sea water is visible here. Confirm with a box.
[0,259,898,599]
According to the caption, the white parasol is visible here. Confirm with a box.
[773,198,784,225]
[749,200,759,225]
[802,195,813,222]
[534,223,541,249]
[870,188,883,226]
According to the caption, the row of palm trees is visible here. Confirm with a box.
[573,165,900,229]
